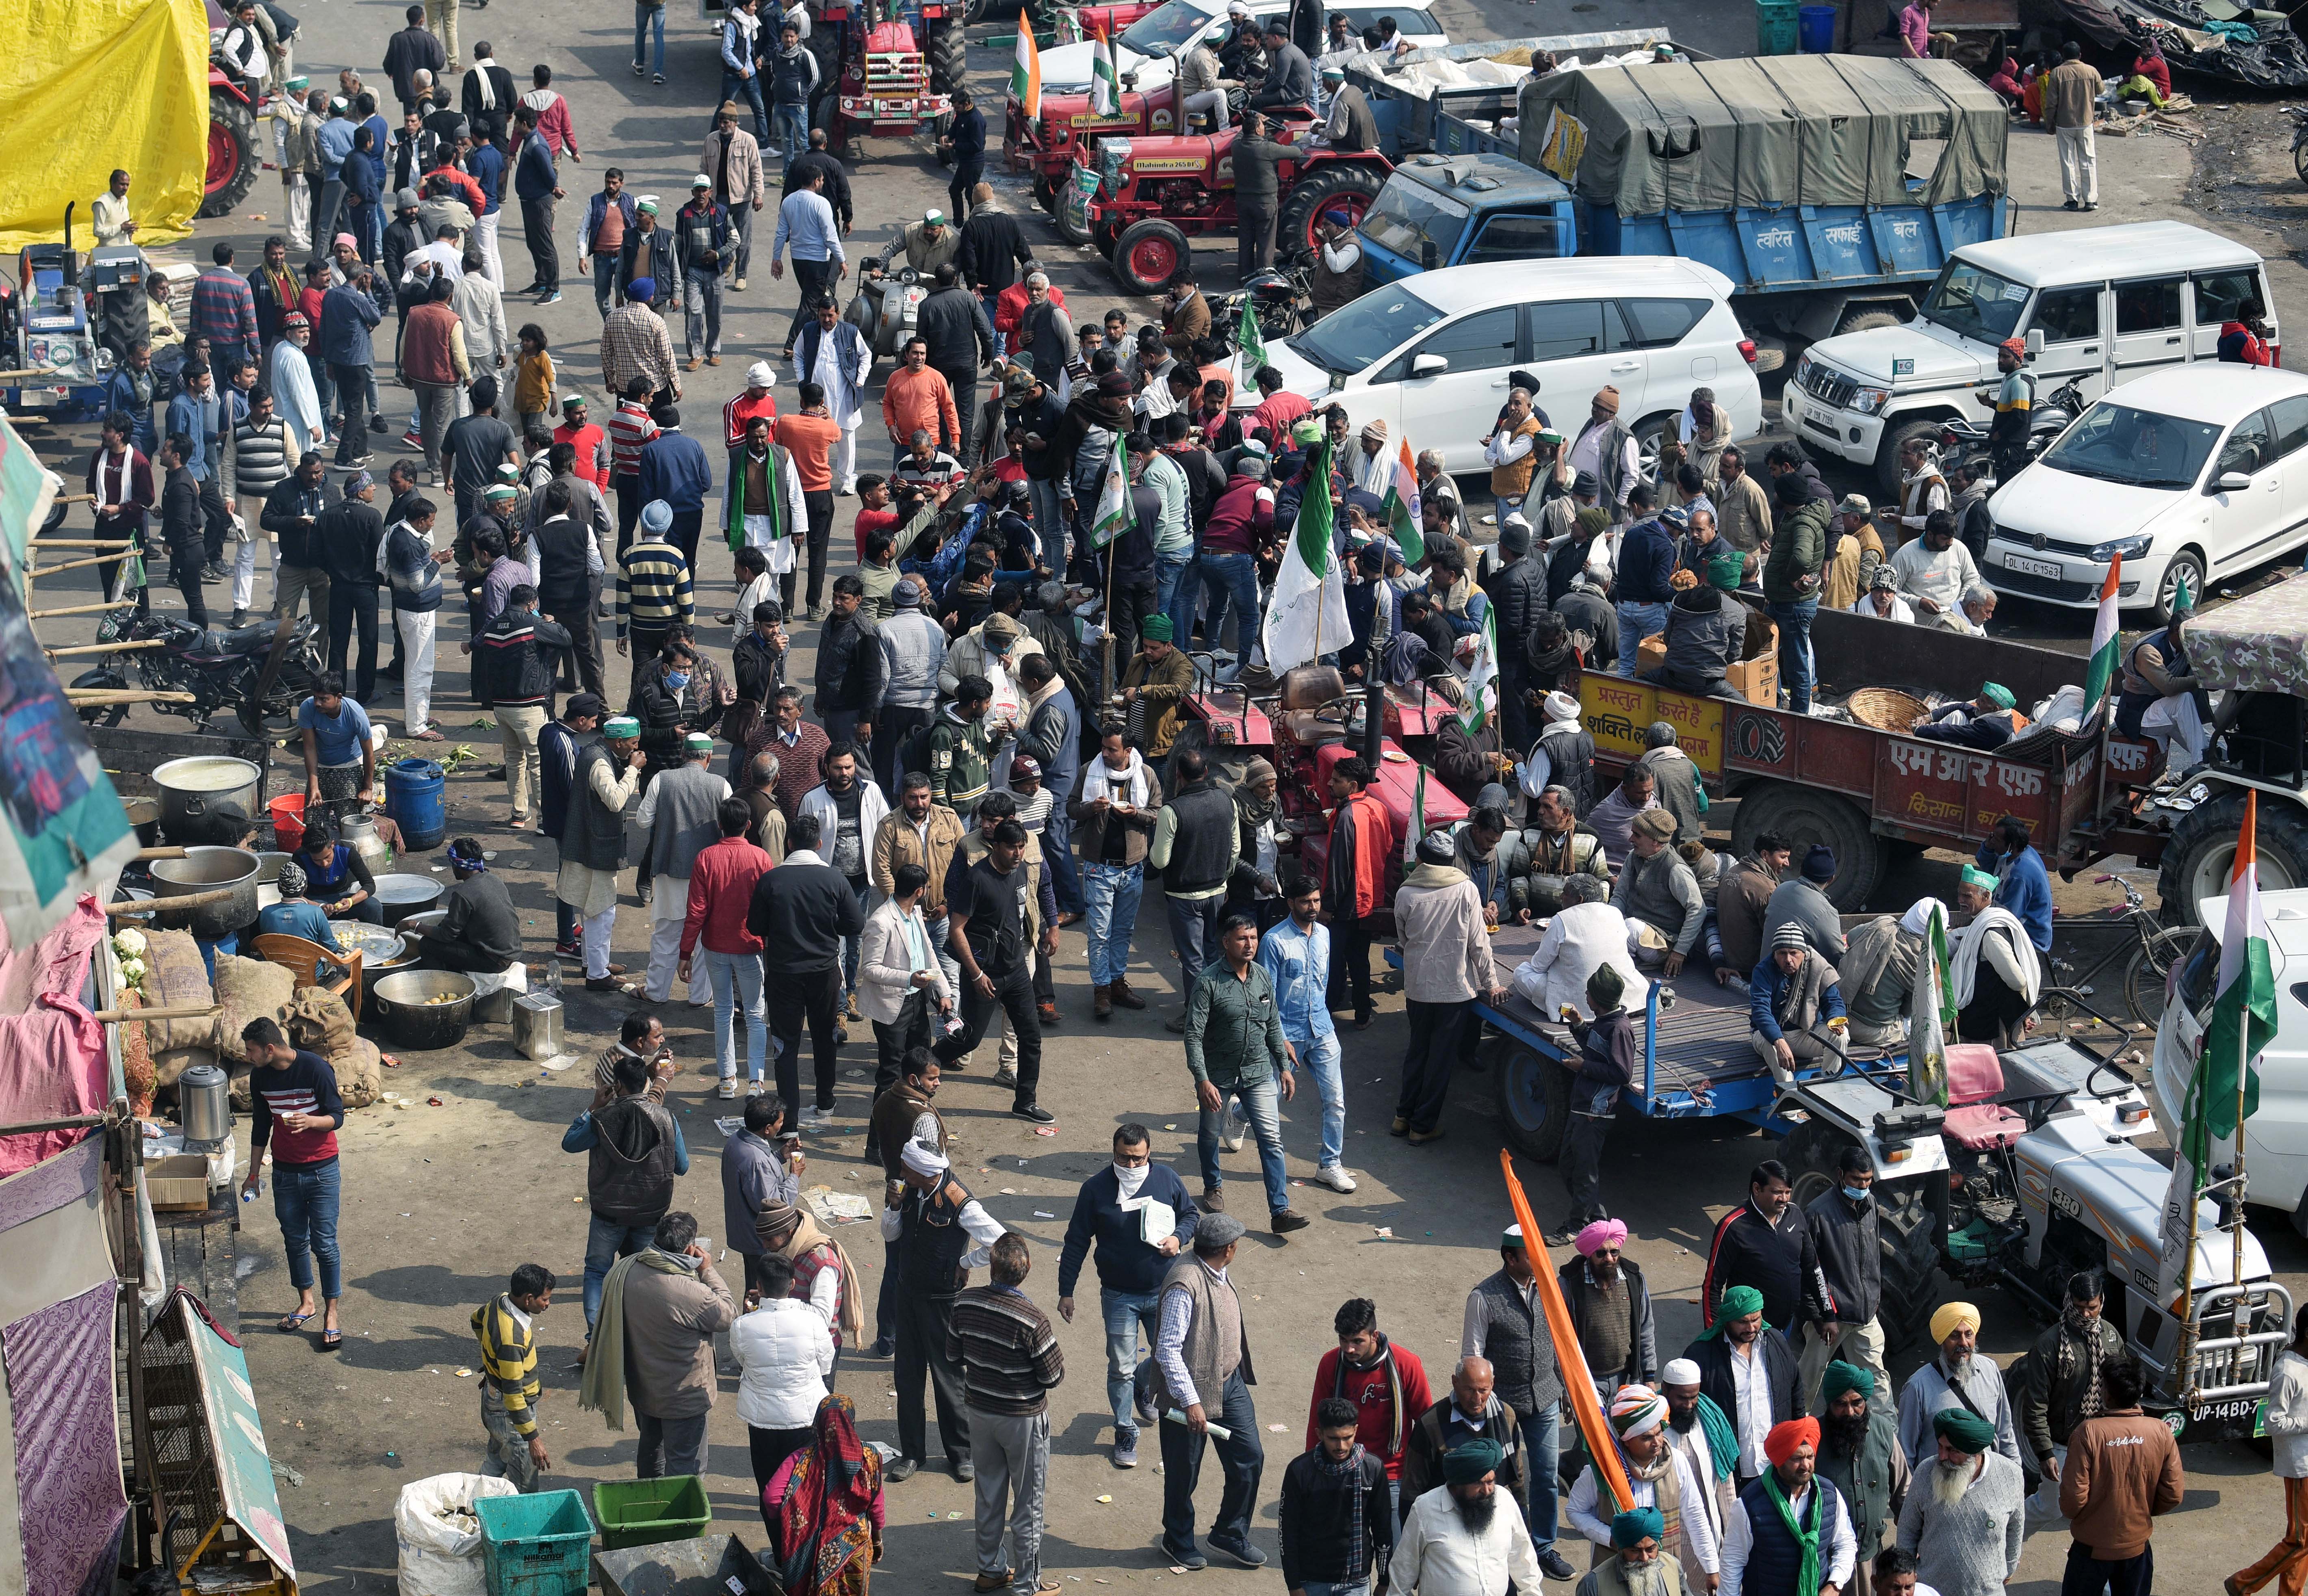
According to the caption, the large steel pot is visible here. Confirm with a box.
[369,969,477,1050]
[371,873,444,926]
[148,847,261,940]
[152,757,261,847]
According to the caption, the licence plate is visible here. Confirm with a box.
[2003,552,2062,580]
[875,100,910,115]
[14,388,59,407]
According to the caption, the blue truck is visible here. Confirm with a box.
[1342,44,2014,368]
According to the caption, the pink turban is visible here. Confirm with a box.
[1575,1219,1629,1257]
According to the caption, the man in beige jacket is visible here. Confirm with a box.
[702,101,768,289]
[1393,830,1506,1145]
[2046,41,2100,210]
[607,1209,737,1478]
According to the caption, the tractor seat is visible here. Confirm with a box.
[1278,664,1345,711]
[1283,710,1348,746]
[869,20,917,50]
[1941,1042,2026,1150]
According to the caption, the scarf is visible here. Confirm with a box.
[577,1247,693,1431]
[769,1210,865,1343]
[2059,1311,2107,1422]
[467,58,497,109]
[774,1394,880,1596]
[1949,904,2041,1007]
[1315,1440,1370,1577]
[1761,1467,1823,1596]
[1529,827,1586,876]
[1528,630,1578,681]
[1334,1336,1408,1457]
[1688,1394,1737,1481]
[1403,861,1468,891]
[1079,750,1149,809]
[1610,1439,1683,1557]
[727,442,789,551]
[262,263,298,319]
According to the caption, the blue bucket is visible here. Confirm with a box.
[384,758,446,851]
[1798,4,1837,51]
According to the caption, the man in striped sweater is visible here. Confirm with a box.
[473,1263,557,1490]
[951,1233,1066,1595]
[227,387,300,626]
[616,499,695,695]
[607,377,661,558]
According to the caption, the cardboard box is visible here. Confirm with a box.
[1632,612,1778,706]
[146,1152,212,1212]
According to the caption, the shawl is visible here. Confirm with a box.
[576,1247,693,1431]
[1839,915,1920,1015]
[766,1209,865,1343]
[1332,1337,1409,1457]
[1762,1466,1824,1596]
[1078,748,1151,809]
[1949,904,2041,1008]
[771,1394,882,1596]
[1691,1394,1737,1482]
[726,442,790,551]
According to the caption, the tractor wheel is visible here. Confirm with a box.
[1493,1044,1572,1163]
[1278,164,1382,262]
[200,89,261,219]
[927,15,969,93]
[1033,175,1058,212]
[1729,781,1882,910]
[1784,1122,1944,1356]
[1113,219,1189,295]
[1092,215,1124,259]
[2158,790,2308,928]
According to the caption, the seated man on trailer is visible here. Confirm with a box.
[1748,923,1847,1087]
[2114,586,2210,781]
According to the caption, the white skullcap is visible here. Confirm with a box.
[900,1137,949,1177]
[747,360,776,388]
[1901,897,1945,936]
[1662,1358,1703,1387]
[1543,691,1580,723]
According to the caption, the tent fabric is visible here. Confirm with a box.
[0,0,208,251]
[0,897,109,1182]
[3,1282,125,1596]
[1517,55,2007,217]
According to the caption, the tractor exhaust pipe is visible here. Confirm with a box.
[62,203,79,286]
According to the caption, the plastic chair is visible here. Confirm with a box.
[251,933,364,1019]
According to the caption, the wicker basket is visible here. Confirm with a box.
[1846,686,1930,733]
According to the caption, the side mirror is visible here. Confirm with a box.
[1411,352,1448,377]
[2025,327,2045,359]
[2218,470,2252,492]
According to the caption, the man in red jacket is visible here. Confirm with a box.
[1305,1297,1432,1515]
[679,795,777,1098]
[1324,756,1389,1032]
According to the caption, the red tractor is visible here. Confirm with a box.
[822,0,962,159]
[1066,116,1389,295]
[203,69,263,219]
[1005,71,1230,213]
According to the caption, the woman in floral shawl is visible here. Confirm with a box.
[765,1394,884,1596]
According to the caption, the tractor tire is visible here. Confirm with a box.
[1092,215,1123,259]
[927,16,969,94]
[1493,1044,1572,1163]
[2158,790,2308,927]
[200,89,262,219]
[1783,1120,1944,1355]
[1113,219,1190,295]
[1054,196,1093,246]
[1033,175,1058,212]
[1729,781,1882,910]
[1277,164,1383,262]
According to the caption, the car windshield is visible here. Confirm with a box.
[1286,281,1445,377]
[1918,258,2028,345]
[2040,402,2221,491]
[1119,0,1218,56]
[1358,176,1470,266]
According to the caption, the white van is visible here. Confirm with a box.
[1259,256,1764,476]
[1785,221,2276,496]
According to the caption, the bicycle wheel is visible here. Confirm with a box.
[2124,923,2202,1032]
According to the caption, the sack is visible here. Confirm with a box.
[138,931,221,1053]
[394,1473,520,1596]
[214,955,299,1064]
[339,1036,384,1109]
[151,1046,220,1093]
[282,989,358,1064]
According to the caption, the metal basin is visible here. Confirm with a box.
[371,873,445,926]
[368,969,477,1050]
[398,909,449,939]
[328,920,407,967]
[149,847,261,940]
[153,756,261,847]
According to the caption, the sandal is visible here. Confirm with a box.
[277,1311,314,1333]
[320,1326,344,1350]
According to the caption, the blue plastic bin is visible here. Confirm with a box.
[384,757,445,850]
[475,1488,593,1596]
[1799,3,1837,50]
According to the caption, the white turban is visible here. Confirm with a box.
[1543,691,1581,724]
[1901,896,1946,936]
[900,1138,949,1177]
[747,360,776,388]
[1661,1358,1702,1388]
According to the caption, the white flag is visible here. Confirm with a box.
[1261,435,1349,674]
[1458,605,1497,734]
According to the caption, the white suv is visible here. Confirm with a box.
[1034,0,1445,95]
[1257,256,1762,475]
[1985,364,2308,623]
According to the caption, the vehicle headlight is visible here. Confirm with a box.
[2090,533,2154,564]
[1846,386,1892,417]
[1794,353,1812,387]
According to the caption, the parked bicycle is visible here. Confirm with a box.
[2035,872,2200,1034]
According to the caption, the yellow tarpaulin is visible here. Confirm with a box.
[0,0,209,252]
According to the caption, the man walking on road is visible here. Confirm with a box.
[586,1209,736,1479]
[773,168,845,358]
[748,811,865,1126]
[1148,1212,1266,1572]
[2059,1358,2181,1596]
[703,102,768,289]
[1802,1145,1889,1406]
[1463,1226,1579,1582]
[2046,41,2100,211]
[1185,913,1308,1236]
[952,1233,1067,1596]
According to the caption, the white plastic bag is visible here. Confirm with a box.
[396,1472,518,1596]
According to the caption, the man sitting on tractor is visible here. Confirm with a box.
[1177,37,1235,134]
[1250,20,1313,116]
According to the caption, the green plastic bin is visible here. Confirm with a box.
[594,1475,713,1551]
[475,1488,594,1596]
[1756,0,1801,54]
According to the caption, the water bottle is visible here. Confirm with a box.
[546,958,563,995]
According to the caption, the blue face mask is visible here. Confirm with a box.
[663,670,690,691]
[1843,1185,1872,1204]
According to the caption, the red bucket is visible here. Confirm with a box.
[267,793,307,851]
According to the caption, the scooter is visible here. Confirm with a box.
[846,261,930,362]
[72,610,327,736]
[1937,374,2086,481]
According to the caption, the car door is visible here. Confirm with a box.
[2189,267,2267,361]
[2203,405,2282,578]
[2111,276,2188,383]
[2267,393,2308,542]
[1512,297,1629,433]
[2023,283,2107,401]
[1378,303,1520,471]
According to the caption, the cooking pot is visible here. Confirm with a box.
[369,969,477,1050]
[152,757,262,847]
[149,847,261,940]
[123,796,162,849]
[371,874,445,926]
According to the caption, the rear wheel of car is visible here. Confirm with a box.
[2152,548,2204,626]
[1113,219,1189,295]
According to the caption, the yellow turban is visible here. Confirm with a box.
[1930,1302,1982,1344]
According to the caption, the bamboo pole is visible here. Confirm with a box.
[64,689,196,707]
[89,1004,223,1024]
[28,599,139,619]
[131,847,189,861]
[104,887,240,915]
[28,539,133,551]
[24,551,121,578]
[45,639,167,659]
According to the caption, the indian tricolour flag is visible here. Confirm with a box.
[1090,19,1120,115]
[1088,428,1130,548]
[1261,432,1349,674]
[2157,788,2276,1302]
[2081,553,2124,707]
[1380,436,1424,564]
[1011,25,1042,120]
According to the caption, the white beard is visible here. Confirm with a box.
[1622,1561,1675,1596]
[1932,1457,1974,1509]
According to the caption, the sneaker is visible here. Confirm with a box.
[717,1077,737,1099]
[1161,1542,1207,1573]
[1111,1428,1139,1468]
[808,603,828,622]
[227,609,248,628]
[1218,1106,1245,1152]
[632,60,645,75]
[401,428,424,449]
[1133,1382,1159,1427]
[369,415,390,433]
[2063,199,2081,211]
[537,290,562,305]
[838,475,856,495]
[653,71,666,84]
[802,1104,835,1129]
[1407,1126,1446,1146]
[747,1079,766,1095]
[335,454,374,470]
[638,882,652,908]
[1538,1548,1578,1583]
[1270,1210,1309,1236]
[993,1065,1019,1087]
[1200,1185,1223,1212]
[1206,1535,1265,1570]
[1543,1225,1582,1247]
[734,276,748,290]
[1314,1165,1358,1193]
[553,940,581,960]
[1013,1102,1055,1124]
[883,1457,919,1483]
[867,1335,895,1358]
[1163,1012,1189,1033]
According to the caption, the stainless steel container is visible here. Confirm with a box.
[512,990,564,1060]
[178,1063,232,1146]
[339,808,396,879]
[149,847,262,940]
[371,873,445,925]
[152,756,262,846]
[370,969,479,1050]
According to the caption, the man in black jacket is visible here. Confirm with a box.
[813,574,885,749]
[530,480,606,699]
[462,42,518,150]
[318,470,387,699]
[747,810,865,1126]
[1680,1285,1805,1487]
[157,434,209,630]
[1801,1143,1889,1406]
[1482,517,1547,751]
[1703,1159,1831,1343]
[382,3,446,111]
[1249,20,1312,115]
[956,186,1029,334]
[781,130,854,235]
[264,452,332,649]
[1281,1399,1394,1591]
[477,585,572,826]
[916,264,995,462]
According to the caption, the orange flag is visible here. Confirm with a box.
[1499,1149,1632,1512]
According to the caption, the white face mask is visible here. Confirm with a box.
[1113,1161,1149,1200]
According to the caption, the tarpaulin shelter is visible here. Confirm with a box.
[0,0,210,251]
[1519,54,2007,217]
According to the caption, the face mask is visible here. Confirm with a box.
[663,670,689,690]
[1112,1161,1149,1200]
[1843,1186,1871,1205]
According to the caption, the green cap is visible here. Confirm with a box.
[1961,864,1999,892]
[685,732,715,754]
[1979,682,2015,710]
[603,715,641,739]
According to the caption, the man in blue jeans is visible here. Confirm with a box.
[561,1049,689,1345]
[1055,1123,1201,1468]
[1152,747,1237,1034]
[719,0,769,145]
[240,1017,350,1348]
[1462,1225,1580,1582]
[1614,483,1677,679]
[1762,468,1829,713]
[767,19,819,161]
[1257,879,1357,1194]
[1183,912,1310,1236]
[633,0,667,82]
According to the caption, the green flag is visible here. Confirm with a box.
[1089,429,1131,550]
[1233,297,1267,385]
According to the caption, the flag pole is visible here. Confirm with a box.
[2176,1060,2206,1405]
[2236,1016,2250,1291]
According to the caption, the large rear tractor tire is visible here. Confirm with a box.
[1277,164,1382,260]
[199,89,262,219]
[1782,1120,1944,1356]
[2158,790,2308,927]
[1494,1044,1572,1163]
[926,16,969,93]
[1113,218,1189,295]
[1729,782,1882,910]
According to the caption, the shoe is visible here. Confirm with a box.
[553,940,581,959]
[867,1336,895,1358]
[1110,979,1146,1011]
[1270,1210,1309,1236]
[993,1065,1019,1087]
[585,976,620,992]
[1112,1427,1139,1468]
[883,1457,918,1483]
[1161,1542,1207,1573]
[1314,1165,1357,1193]
[2084,201,2098,211]
[1038,1000,1059,1026]
[953,1457,975,1482]
[1055,911,1084,928]
[845,993,863,1023]
[401,428,423,448]
[705,355,719,366]
[837,1024,850,1045]
[537,290,562,305]
[1093,983,1112,1021]
[604,963,628,977]
[839,476,857,495]
[1218,1108,1245,1152]
[1389,1116,1410,1137]
[808,603,828,622]
[638,882,652,908]
[336,454,374,470]
[1538,1548,1578,1583]
[1408,1126,1445,1146]
[734,275,748,290]
[718,1078,737,1099]
[1013,1102,1055,1124]
[973,1574,1014,1593]
[200,565,225,583]
[2063,198,2080,210]
[1543,1226,1581,1247]
[1207,1535,1265,1570]
[1133,1382,1159,1427]
[228,609,248,628]
[653,71,666,84]
[1353,1009,1375,1030]
[685,357,703,372]
[1200,1185,1223,1212]
[802,1104,834,1128]
[369,415,390,433]
[632,60,644,75]
[1163,1012,1188,1033]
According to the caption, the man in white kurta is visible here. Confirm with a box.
[270,318,327,454]
[1392,1440,1547,1596]
[793,296,872,494]
[1567,1388,1721,1594]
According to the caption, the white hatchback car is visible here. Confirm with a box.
[1985,364,2308,624]
[1258,256,1763,475]
[1035,0,1445,95]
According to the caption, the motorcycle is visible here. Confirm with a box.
[72,610,327,736]
[2291,105,2308,184]
[1937,374,2087,481]
[846,261,930,362]
[1216,263,1312,347]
